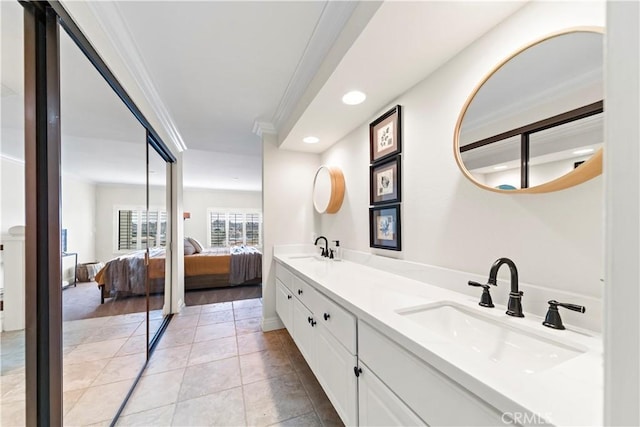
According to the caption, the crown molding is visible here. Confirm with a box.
[270,1,358,134]
[86,1,187,152]
[0,153,24,165]
[1,83,18,98]
[252,121,277,138]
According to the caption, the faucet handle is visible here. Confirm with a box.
[468,281,495,308]
[543,300,586,330]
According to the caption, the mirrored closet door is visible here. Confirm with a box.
[146,135,172,351]
[59,24,149,425]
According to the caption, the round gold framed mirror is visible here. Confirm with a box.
[313,166,345,214]
[454,28,604,194]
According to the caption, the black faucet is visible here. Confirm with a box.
[314,236,329,257]
[488,257,524,317]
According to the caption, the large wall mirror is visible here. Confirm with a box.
[454,29,604,193]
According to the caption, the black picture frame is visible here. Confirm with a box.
[370,105,402,163]
[369,204,401,251]
[370,156,401,205]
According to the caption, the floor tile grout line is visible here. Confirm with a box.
[83,319,144,390]
[279,330,337,427]
[61,386,90,420]
[233,317,250,427]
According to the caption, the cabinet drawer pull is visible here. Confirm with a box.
[287,295,292,300]
[298,289,303,295]
[308,316,312,324]
[354,366,362,377]
[323,313,330,321]
[310,319,317,327]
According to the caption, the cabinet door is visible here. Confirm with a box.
[275,279,293,332]
[293,297,316,371]
[359,362,426,427]
[315,324,358,426]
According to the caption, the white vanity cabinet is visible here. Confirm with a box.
[358,361,425,426]
[292,295,317,369]
[359,321,505,426]
[275,262,358,426]
[312,284,358,424]
[275,259,509,427]
[275,279,294,331]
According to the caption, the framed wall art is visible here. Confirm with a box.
[370,105,402,163]
[369,204,401,251]
[370,155,401,205]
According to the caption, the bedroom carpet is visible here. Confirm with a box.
[63,282,164,322]
[184,283,262,306]
[63,281,262,322]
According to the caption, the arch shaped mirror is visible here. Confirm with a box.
[313,166,345,214]
[455,29,604,193]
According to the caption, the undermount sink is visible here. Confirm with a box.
[288,255,317,260]
[396,302,585,374]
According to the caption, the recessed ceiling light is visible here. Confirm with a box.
[493,165,508,170]
[342,90,366,105]
[303,136,320,144]
[573,148,594,155]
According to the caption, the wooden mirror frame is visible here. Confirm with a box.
[453,27,604,194]
[313,166,345,214]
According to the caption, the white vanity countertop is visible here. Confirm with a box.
[274,253,603,426]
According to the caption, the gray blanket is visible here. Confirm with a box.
[100,248,165,296]
[229,246,262,285]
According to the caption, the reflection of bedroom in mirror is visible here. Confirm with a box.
[59,26,151,424]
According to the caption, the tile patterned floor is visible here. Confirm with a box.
[1,309,163,427]
[0,298,343,426]
[117,298,344,427]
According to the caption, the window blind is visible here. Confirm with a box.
[210,212,227,247]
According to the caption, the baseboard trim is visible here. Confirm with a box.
[262,315,284,332]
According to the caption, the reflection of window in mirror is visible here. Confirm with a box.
[456,30,604,193]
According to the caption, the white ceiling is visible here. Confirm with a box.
[1,1,531,191]
[279,1,527,153]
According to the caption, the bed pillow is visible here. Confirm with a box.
[184,238,196,255]
[188,237,204,253]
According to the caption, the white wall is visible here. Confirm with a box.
[95,183,262,262]
[262,133,320,330]
[183,188,262,246]
[1,156,97,280]
[604,1,640,424]
[320,2,605,303]
[95,183,153,262]
[0,157,26,235]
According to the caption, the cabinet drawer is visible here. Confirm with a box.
[275,262,294,292]
[313,291,356,354]
[292,275,317,309]
[359,321,504,426]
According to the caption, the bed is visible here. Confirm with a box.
[95,245,262,304]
